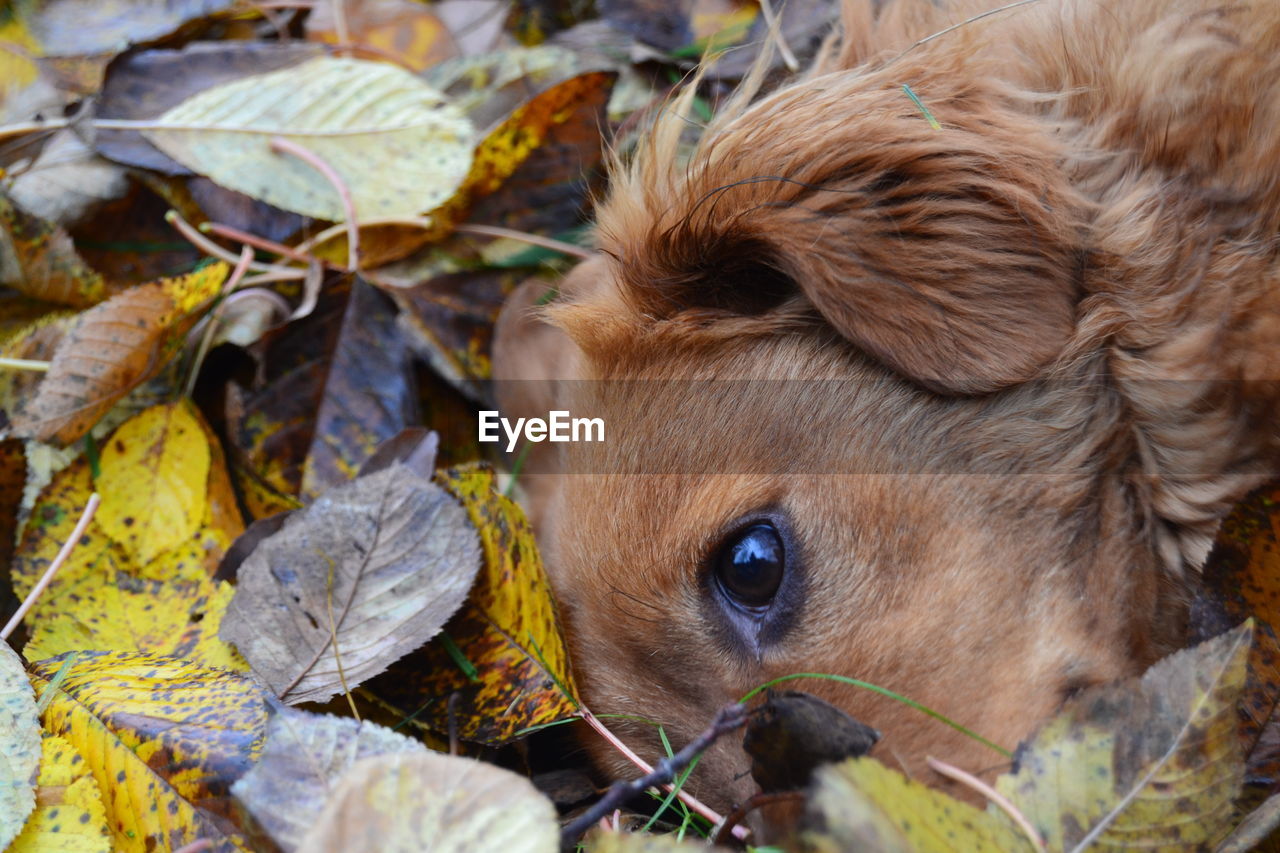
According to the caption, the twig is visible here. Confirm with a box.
[455,224,593,260]
[757,0,799,72]
[292,215,434,256]
[269,137,360,270]
[201,221,315,264]
[330,0,351,53]
[165,210,291,274]
[2,494,101,641]
[0,357,50,372]
[927,757,1045,852]
[183,246,255,398]
[712,791,806,845]
[563,704,750,844]
[237,269,309,287]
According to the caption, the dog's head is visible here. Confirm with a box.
[493,0,1280,822]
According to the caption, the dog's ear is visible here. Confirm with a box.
[598,74,1089,395]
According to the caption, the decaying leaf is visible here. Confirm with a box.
[29,651,270,852]
[306,0,456,72]
[28,0,238,58]
[10,262,227,445]
[744,691,880,794]
[9,733,111,853]
[296,751,558,853]
[805,756,1030,853]
[142,56,475,221]
[219,460,481,704]
[996,622,1251,850]
[14,403,245,668]
[0,640,42,850]
[7,130,130,229]
[366,464,578,745]
[0,191,108,308]
[231,707,427,852]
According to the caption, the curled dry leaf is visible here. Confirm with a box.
[0,641,42,850]
[0,191,108,308]
[219,460,482,704]
[29,651,271,852]
[14,402,245,669]
[996,621,1251,851]
[9,262,228,446]
[9,734,111,853]
[141,56,475,221]
[366,464,578,745]
[297,751,558,853]
[231,707,427,852]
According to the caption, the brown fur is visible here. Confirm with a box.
[493,0,1280,830]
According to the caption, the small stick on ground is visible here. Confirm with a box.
[455,224,593,260]
[562,703,749,844]
[2,494,101,641]
[928,756,1045,851]
[269,137,360,270]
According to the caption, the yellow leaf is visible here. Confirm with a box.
[142,57,474,221]
[10,263,228,446]
[30,652,269,852]
[96,400,209,565]
[0,12,41,102]
[13,404,245,668]
[367,464,578,745]
[9,734,111,853]
[803,757,1030,853]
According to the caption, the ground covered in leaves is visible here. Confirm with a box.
[4,1,1280,851]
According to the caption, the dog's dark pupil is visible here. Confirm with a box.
[719,524,784,606]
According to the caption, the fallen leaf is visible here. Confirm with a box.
[296,751,558,853]
[0,190,108,308]
[306,0,457,72]
[0,439,24,623]
[997,622,1250,850]
[95,41,325,175]
[95,400,208,564]
[366,464,578,745]
[9,733,111,853]
[30,651,269,851]
[803,756,1030,853]
[219,460,481,704]
[0,10,42,104]
[0,640,42,850]
[28,0,238,58]
[744,691,880,794]
[142,56,475,221]
[7,130,130,229]
[231,707,428,852]
[14,404,245,669]
[10,262,227,445]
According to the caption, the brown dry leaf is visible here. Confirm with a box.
[365,464,578,745]
[10,262,227,445]
[219,459,482,704]
[297,751,558,853]
[231,708,428,852]
[0,191,108,308]
[306,0,457,72]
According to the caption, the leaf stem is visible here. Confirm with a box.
[455,223,593,260]
[184,246,256,398]
[0,357,50,372]
[928,756,1044,851]
[269,136,360,270]
[2,494,101,641]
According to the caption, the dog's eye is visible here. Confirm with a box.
[715,523,785,609]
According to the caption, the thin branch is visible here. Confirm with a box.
[0,357,50,372]
[201,221,315,264]
[563,704,750,844]
[2,494,101,641]
[270,136,360,270]
[927,757,1045,852]
[455,224,593,260]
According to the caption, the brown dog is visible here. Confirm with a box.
[493,0,1280,827]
